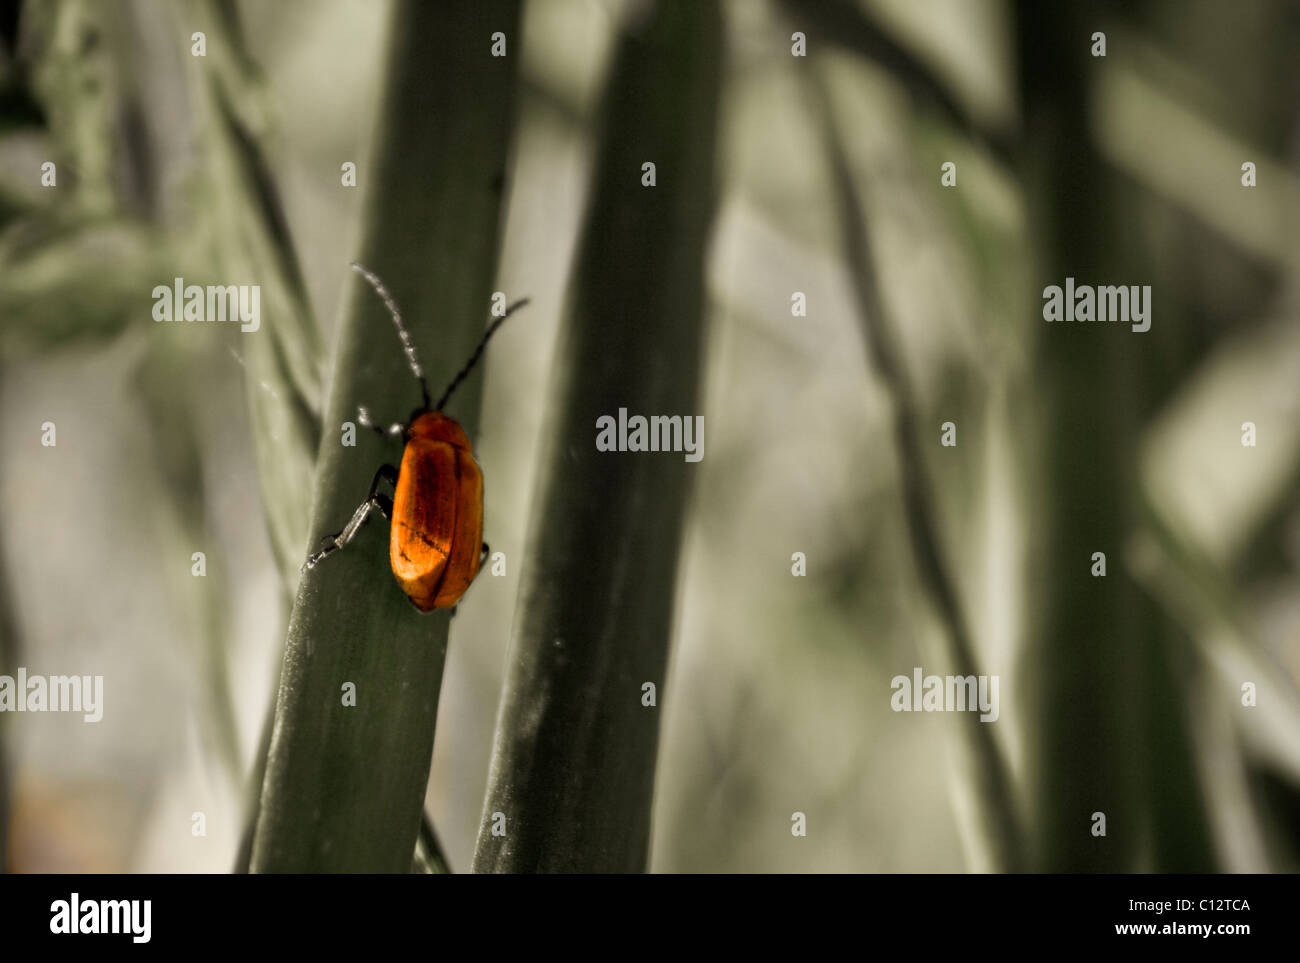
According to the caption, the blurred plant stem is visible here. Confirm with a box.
[185,0,325,871]
[777,0,1011,162]
[249,0,521,873]
[809,67,1026,874]
[191,0,323,591]
[472,0,721,874]
[1014,1,1213,871]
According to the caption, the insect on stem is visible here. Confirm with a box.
[312,266,531,611]
[351,262,431,410]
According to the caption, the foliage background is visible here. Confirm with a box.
[1,0,1298,872]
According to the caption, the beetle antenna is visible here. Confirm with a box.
[434,297,531,411]
[350,262,431,410]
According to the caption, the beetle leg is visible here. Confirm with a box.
[302,464,399,571]
[357,406,405,441]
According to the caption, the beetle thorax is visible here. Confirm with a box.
[407,410,473,450]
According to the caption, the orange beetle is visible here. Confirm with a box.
[303,264,528,612]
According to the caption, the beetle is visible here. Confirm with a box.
[302,263,528,612]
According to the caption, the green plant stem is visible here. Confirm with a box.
[249,0,522,873]
[193,0,323,590]
[472,0,722,874]
[1013,0,1213,871]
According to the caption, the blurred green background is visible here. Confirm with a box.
[1,0,1298,872]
